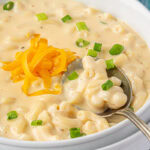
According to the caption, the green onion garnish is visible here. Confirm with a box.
[68,71,79,80]
[31,120,43,126]
[61,15,72,23]
[100,21,107,25]
[129,106,134,112]
[87,49,97,57]
[3,1,14,11]
[76,38,90,48]
[7,111,18,120]
[102,80,113,91]
[76,22,88,31]
[70,128,86,138]
[36,13,48,21]
[106,59,115,70]
[94,43,102,52]
[109,44,124,55]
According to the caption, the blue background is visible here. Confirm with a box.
[139,0,150,9]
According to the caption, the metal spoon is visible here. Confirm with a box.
[63,58,150,140]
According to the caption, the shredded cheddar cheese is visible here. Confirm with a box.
[1,34,77,96]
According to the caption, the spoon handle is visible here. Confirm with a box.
[115,108,150,141]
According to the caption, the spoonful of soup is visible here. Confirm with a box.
[63,56,150,140]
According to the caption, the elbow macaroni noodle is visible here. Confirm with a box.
[64,56,127,113]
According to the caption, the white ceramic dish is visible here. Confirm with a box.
[0,0,150,150]
[101,122,150,150]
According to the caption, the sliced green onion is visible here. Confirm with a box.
[7,111,18,120]
[100,21,107,25]
[102,80,113,91]
[70,128,86,138]
[106,59,115,70]
[36,13,48,21]
[68,71,79,80]
[129,106,134,112]
[3,1,14,11]
[31,120,43,126]
[76,22,88,31]
[61,15,72,23]
[109,44,124,55]
[76,38,90,48]
[94,43,102,52]
[87,49,97,57]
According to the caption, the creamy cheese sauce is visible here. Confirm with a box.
[0,0,150,141]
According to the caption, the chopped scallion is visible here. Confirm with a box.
[7,111,18,120]
[102,80,113,91]
[70,128,86,138]
[3,1,14,11]
[31,120,43,126]
[61,15,72,23]
[76,38,90,48]
[68,71,79,80]
[105,59,115,70]
[36,13,48,21]
[76,22,88,31]
[100,21,107,25]
[87,49,97,57]
[94,43,102,52]
[109,44,124,55]
[129,106,134,112]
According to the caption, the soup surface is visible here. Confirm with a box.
[0,0,150,141]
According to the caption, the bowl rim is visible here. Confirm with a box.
[0,0,150,148]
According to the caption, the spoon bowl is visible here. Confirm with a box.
[63,58,132,117]
[63,58,150,140]
[100,67,132,117]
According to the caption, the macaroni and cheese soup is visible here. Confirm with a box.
[0,0,150,141]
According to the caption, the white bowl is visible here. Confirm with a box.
[101,122,150,150]
[0,0,150,150]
